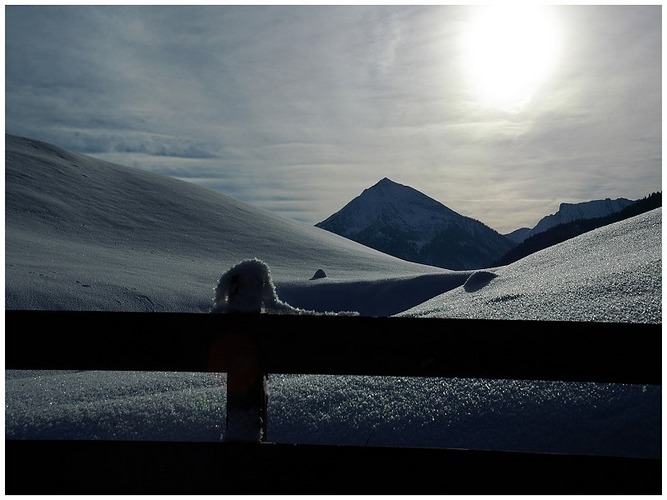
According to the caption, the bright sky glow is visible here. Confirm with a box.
[464,5,562,113]
[4,5,661,234]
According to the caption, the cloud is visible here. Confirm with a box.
[55,130,219,159]
[5,5,661,234]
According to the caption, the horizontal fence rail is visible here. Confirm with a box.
[4,310,662,384]
[6,439,662,495]
[5,310,662,494]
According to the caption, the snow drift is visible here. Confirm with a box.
[4,133,662,460]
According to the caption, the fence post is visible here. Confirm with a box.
[219,332,268,443]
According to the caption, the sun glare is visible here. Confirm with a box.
[463,5,561,113]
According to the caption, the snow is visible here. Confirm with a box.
[315,176,511,267]
[4,133,662,458]
[211,258,325,315]
[513,197,635,243]
[398,208,662,323]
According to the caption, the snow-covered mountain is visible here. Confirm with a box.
[5,133,661,462]
[315,177,515,271]
[505,198,635,244]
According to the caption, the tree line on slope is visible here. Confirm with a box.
[492,192,662,267]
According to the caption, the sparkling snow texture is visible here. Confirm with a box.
[4,134,662,458]
[399,208,662,323]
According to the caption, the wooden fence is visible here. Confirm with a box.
[5,310,662,494]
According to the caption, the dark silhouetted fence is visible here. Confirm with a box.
[5,310,661,494]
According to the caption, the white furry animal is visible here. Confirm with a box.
[211,258,301,314]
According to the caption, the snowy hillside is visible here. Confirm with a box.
[5,134,661,461]
[315,177,515,270]
[5,134,466,316]
[5,134,660,321]
[399,207,661,323]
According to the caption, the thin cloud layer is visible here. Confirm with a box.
[5,4,661,233]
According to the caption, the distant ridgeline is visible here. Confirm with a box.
[493,192,662,267]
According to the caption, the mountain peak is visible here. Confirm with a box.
[375,177,396,186]
[367,177,404,193]
[357,177,446,215]
[363,178,438,207]
[521,197,635,244]
[315,178,515,270]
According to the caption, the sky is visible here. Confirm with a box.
[4,3,662,234]
[4,133,662,462]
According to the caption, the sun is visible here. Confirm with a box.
[463,5,561,113]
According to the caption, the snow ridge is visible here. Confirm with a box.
[509,198,634,243]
